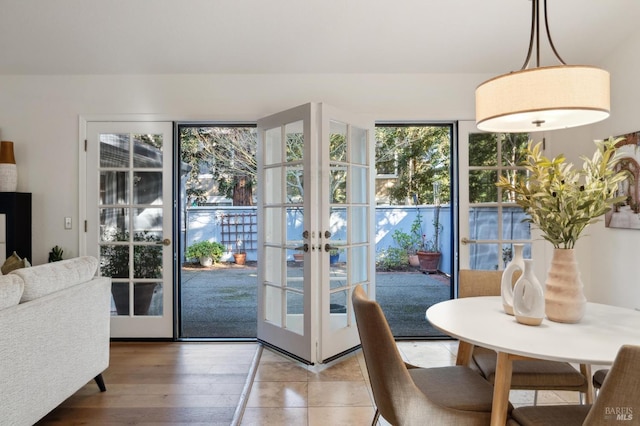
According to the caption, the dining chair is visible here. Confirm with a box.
[592,368,608,396]
[459,270,589,404]
[508,344,640,426]
[352,284,504,426]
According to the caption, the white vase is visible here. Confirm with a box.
[501,244,524,315]
[545,248,586,323]
[0,141,17,192]
[513,259,545,326]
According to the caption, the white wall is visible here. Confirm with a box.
[0,34,638,311]
[0,73,484,264]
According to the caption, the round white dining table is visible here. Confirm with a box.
[426,296,640,426]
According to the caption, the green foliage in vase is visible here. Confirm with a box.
[496,137,630,249]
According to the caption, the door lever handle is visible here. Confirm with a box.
[294,244,309,252]
[461,237,476,245]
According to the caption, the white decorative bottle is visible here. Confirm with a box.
[513,259,545,326]
[501,244,524,315]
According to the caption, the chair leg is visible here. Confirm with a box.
[94,374,107,392]
[371,408,380,426]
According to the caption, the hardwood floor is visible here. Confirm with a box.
[36,340,584,425]
[38,342,259,426]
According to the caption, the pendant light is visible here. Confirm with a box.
[475,0,610,133]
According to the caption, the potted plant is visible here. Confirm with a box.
[496,137,628,323]
[233,239,246,265]
[101,230,162,315]
[417,208,442,273]
[392,213,422,267]
[185,240,225,267]
[329,245,344,264]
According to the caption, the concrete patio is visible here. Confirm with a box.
[179,262,451,339]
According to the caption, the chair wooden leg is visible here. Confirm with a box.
[94,374,106,392]
[371,408,380,426]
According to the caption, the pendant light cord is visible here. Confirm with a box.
[521,0,566,70]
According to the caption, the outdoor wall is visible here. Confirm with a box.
[185,205,529,275]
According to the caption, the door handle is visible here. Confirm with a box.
[324,243,340,252]
[461,237,476,245]
[294,244,309,252]
[156,238,171,246]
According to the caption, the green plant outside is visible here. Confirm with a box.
[100,231,163,279]
[496,137,630,249]
[185,240,225,262]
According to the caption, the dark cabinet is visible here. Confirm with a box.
[0,192,32,261]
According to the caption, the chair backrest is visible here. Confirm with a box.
[584,344,640,425]
[458,269,503,298]
[351,285,421,425]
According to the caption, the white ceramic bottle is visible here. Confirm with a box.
[501,244,524,315]
[512,259,545,326]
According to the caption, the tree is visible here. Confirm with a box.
[180,126,257,206]
[467,132,529,204]
[375,125,451,205]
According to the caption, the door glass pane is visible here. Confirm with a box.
[265,127,282,166]
[100,133,129,168]
[133,245,163,279]
[286,166,304,203]
[329,121,347,162]
[264,246,282,283]
[101,171,129,204]
[264,167,282,204]
[351,165,367,204]
[286,290,303,335]
[469,133,498,166]
[133,134,163,168]
[501,133,529,166]
[265,286,282,326]
[264,208,282,245]
[350,245,368,283]
[101,244,129,278]
[285,121,304,162]
[502,207,531,240]
[330,164,347,204]
[469,170,498,203]
[100,208,128,240]
[351,126,367,165]
[133,171,162,204]
[351,207,368,244]
[470,243,500,270]
[110,282,129,315]
[135,282,161,316]
[469,207,498,240]
[133,207,162,236]
[330,289,348,331]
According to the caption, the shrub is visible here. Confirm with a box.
[185,241,225,262]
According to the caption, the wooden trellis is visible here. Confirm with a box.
[219,212,257,252]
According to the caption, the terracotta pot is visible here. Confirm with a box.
[417,251,441,273]
[408,254,420,267]
[545,248,586,323]
[293,253,304,262]
[233,252,246,265]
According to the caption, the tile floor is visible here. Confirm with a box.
[240,340,585,425]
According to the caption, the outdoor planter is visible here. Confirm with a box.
[233,252,246,265]
[111,282,158,315]
[417,251,441,273]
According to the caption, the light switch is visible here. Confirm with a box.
[64,217,72,229]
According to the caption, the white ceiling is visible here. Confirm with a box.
[1,0,639,75]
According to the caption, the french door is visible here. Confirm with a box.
[84,121,174,338]
[257,103,375,364]
[458,121,544,278]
